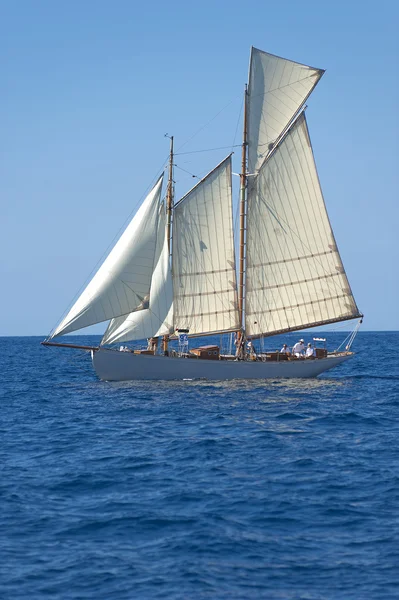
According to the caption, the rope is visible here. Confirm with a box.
[336,318,363,351]
[174,164,199,179]
[231,95,244,151]
[176,93,241,153]
[175,144,241,156]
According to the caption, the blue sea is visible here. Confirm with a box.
[1,332,399,599]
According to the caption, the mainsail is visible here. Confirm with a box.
[172,155,239,336]
[245,112,361,338]
[101,207,173,344]
[50,176,163,338]
[247,47,324,174]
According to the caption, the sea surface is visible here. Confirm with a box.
[1,331,399,599]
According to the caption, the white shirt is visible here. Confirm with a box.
[306,347,314,357]
[280,346,289,354]
[292,342,305,355]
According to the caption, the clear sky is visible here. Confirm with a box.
[1,0,398,336]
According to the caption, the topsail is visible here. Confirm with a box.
[247,47,324,174]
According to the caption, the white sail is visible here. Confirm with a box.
[245,112,361,338]
[248,47,324,174]
[101,210,173,344]
[50,176,164,338]
[172,155,239,336]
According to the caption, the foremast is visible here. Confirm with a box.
[165,135,174,254]
[163,135,174,354]
[237,85,248,357]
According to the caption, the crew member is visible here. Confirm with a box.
[306,343,315,358]
[292,339,305,357]
[247,340,256,359]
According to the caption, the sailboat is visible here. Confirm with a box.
[42,47,363,381]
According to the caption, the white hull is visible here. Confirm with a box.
[92,349,353,381]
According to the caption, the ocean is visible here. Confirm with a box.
[1,331,399,599]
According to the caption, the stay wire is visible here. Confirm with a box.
[231,94,244,151]
[175,144,241,156]
[174,164,200,179]
[175,93,242,154]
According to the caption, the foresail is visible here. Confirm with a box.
[50,176,164,338]
[172,156,239,336]
[248,47,323,174]
[101,209,173,344]
[245,113,361,338]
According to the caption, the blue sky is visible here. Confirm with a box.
[1,0,398,335]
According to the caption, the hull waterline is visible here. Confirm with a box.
[92,349,353,382]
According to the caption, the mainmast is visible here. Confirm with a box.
[237,85,248,355]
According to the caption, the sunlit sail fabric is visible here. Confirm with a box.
[172,156,239,335]
[50,176,164,338]
[245,113,361,338]
[247,47,323,174]
[101,208,173,344]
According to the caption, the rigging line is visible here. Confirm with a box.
[231,95,244,151]
[174,164,199,178]
[175,144,241,156]
[249,73,321,99]
[174,167,217,190]
[176,93,242,153]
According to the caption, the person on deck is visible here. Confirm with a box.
[292,339,305,357]
[247,340,256,358]
[306,343,315,358]
[280,344,290,355]
[234,333,245,359]
[147,337,158,353]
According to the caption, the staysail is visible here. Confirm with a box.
[172,155,239,336]
[245,112,361,338]
[247,47,324,174]
[50,176,164,338]
[101,207,173,344]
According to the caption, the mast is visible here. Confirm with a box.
[165,135,174,253]
[237,85,248,354]
[163,135,174,354]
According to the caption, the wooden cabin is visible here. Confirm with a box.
[190,345,220,360]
